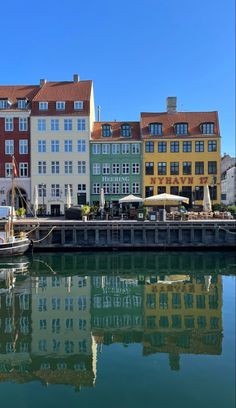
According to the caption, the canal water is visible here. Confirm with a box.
[0,251,235,408]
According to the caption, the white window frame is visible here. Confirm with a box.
[64,119,72,131]
[102,144,110,154]
[64,140,73,152]
[103,183,110,194]
[77,139,86,152]
[102,163,110,175]
[77,119,86,131]
[51,161,60,174]
[132,163,140,174]
[122,183,130,194]
[5,163,13,177]
[38,161,46,174]
[64,161,73,174]
[38,140,46,152]
[19,117,28,131]
[5,118,13,131]
[132,143,140,154]
[112,163,120,174]
[56,101,65,110]
[93,163,101,175]
[17,99,27,109]
[51,119,59,131]
[112,144,120,154]
[19,139,28,154]
[93,183,100,194]
[132,183,140,194]
[122,143,130,154]
[112,183,120,194]
[39,102,48,110]
[51,184,60,197]
[51,140,60,152]
[78,160,86,174]
[74,101,83,110]
[92,144,101,154]
[5,140,14,155]
[19,162,28,177]
[122,163,130,174]
[37,119,46,132]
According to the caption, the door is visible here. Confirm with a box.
[51,205,60,216]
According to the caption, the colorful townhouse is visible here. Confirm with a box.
[141,97,221,205]
[30,75,95,216]
[0,85,39,208]
[90,121,142,215]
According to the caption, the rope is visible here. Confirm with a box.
[32,226,56,243]
[218,226,236,235]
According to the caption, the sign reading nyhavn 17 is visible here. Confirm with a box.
[149,176,209,185]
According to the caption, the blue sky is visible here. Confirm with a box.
[1,0,235,155]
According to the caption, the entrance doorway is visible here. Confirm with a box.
[77,193,87,205]
[51,205,60,216]
[8,187,28,209]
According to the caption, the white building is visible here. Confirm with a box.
[30,75,95,215]
[221,154,236,205]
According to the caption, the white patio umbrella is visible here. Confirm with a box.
[203,185,212,212]
[33,184,38,217]
[144,193,189,206]
[66,184,72,208]
[99,188,105,210]
[119,194,144,204]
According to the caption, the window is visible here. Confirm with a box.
[158,162,167,175]
[122,163,130,174]
[38,161,46,174]
[195,141,204,152]
[103,183,110,194]
[93,144,101,154]
[175,123,188,135]
[5,163,12,177]
[19,140,28,154]
[19,163,28,177]
[37,119,46,131]
[132,163,140,174]
[93,183,100,194]
[56,101,65,110]
[145,141,154,153]
[170,162,179,175]
[122,144,130,154]
[208,161,217,174]
[17,99,27,109]
[77,119,86,131]
[102,163,110,174]
[51,161,60,174]
[132,183,140,194]
[5,118,13,131]
[132,143,140,154]
[170,186,179,195]
[51,184,60,197]
[51,119,59,131]
[158,141,167,153]
[102,144,110,154]
[202,122,214,134]
[51,140,59,152]
[121,124,131,137]
[74,101,83,110]
[0,99,9,109]
[183,141,192,152]
[112,144,120,154]
[93,163,101,175]
[145,162,154,175]
[38,140,46,152]
[64,119,72,131]
[77,140,86,152]
[145,186,154,197]
[112,163,120,174]
[183,161,192,175]
[195,161,204,175]
[158,186,166,194]
[19,118,28,131]
[65,161,73,174]
[149,123,162,135]
[195,186,203,200]
[122,183,130,194]
[208,140,217,152]
[112,183,120,194]
[170,141,179,152]
[102,124,112,137]
[64,140,72,152]
[39,102,48,110]
[78,160,86,174]
[5,140,14,155]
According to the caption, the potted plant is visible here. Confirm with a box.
[16,208,26,218]
[81,205,90,222]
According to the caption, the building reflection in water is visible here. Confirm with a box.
[0,253,225,389]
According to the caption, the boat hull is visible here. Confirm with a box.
[0,238,31,256]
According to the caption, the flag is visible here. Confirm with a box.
[12,157,18,177]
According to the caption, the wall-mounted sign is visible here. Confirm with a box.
[102,176,130,182]
[148,176,211,185]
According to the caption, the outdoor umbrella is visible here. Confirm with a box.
[119,194,144,204]
[203,185,212,212]
[144,193,189,207]
[33,184,39,217]
[99,188,105,210]
[66,184,72,208]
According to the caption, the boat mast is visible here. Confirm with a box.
[10,155,15,238]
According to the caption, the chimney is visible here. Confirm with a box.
[97,105,101,122]
[73,74,80,83]
[40,79,47,87]
[166,97,177,113]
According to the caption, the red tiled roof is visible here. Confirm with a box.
[141,111,220,137]
[0,85,39,108]
[32,81,92,101]
[92,121,141,140]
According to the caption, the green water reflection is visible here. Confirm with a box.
[0,251,235,408]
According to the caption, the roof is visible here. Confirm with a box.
[32,80,92,102]
[92,121,141,141]
[0,85,39,108]
[141,111,220,138]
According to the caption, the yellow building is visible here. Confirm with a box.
[141,97,221,206]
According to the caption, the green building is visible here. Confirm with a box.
[90,121,142,215]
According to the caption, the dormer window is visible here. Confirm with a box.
[0,99,9,109]
[121,124,131,137]
[74,101,83,110]
[201,122,214,134]
[39,102,48,110]
[102,124,112,137]
[175,122,188,135]
[56,101,65,110]
[17,99,27,109]
[149,123,162,135]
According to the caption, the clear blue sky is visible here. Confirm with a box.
[1,0,235,155]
